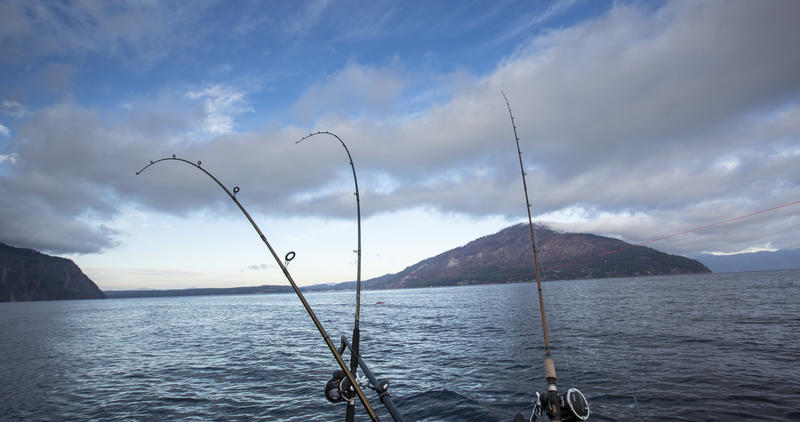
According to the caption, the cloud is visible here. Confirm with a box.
[495,0,579,44]
[186,84,253,135]
[280,0,800,252]
[488,1,800,170]
[0,124,8,137]
[283,0,330,36]
[292,61,408,122]
[547,198,800,256]
[246,263,272,271]
[0,0,174,66]
[704,243,779,256]
[0,102,166,254]
[1,0,798,258]
[1,100,32,119]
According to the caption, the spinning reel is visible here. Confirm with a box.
[325,370,357,403]
[323,336,404,421]
[325,370,392,404]
[530,387,590,422]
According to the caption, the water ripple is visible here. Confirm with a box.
[1,270,798,421]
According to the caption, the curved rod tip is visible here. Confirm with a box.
[136,156,202,176]
[295,130,343,146]
[297,130,335,144]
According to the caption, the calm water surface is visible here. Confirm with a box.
[2,271,799,421]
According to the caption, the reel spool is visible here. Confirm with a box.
[532,387,589,422]
[560,388,589,421]
[324,370,356,403]
[540,387,589,422]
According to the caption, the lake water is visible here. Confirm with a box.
[1,271,798,421]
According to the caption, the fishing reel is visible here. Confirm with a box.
[324,370,357,403]
[530,388,589,422]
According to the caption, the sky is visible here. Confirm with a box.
[1,0,798,290]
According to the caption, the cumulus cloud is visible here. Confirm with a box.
[0,124,8,137]
[281,0,800,253]
[0,103,145,253]
[1,0,798,258]
[187,84,253,135]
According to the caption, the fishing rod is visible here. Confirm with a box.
[502,92,589,422]
[297,132,405,422]
[135,155,380,421]
[296,131,363,422]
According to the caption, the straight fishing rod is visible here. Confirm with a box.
[136,156,380,421]
[501,91,552,358]
[296,131,364,422]
[502,92,589,422]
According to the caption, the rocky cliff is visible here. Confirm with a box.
[0,242,106,302]
[366,223,710,289]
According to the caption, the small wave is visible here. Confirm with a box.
[397,389,513,421]
[159,396,209,403]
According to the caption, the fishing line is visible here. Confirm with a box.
[491,199,799,285]
[501,90,794,421]
[136,156,380,421]
[546,199,800,272]
[628,374,645,422]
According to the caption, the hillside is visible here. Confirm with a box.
[0,242,106,302]
[693,249,800,273]
[105,284,292,299]
[362,223,710,290]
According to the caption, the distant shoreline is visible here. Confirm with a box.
[104,284,294,299]
[103,269,800,299]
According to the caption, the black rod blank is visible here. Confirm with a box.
[296,131,364,422]
[136,156,379,421]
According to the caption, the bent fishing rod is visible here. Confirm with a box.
[296,132,363,422]
[297,132,405,422]
[501,92,589,422]
[136,155,380,421]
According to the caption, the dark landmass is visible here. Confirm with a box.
[313,223,711,291]
[0,242,106,302]
[9,223,712,301]
[105,284,292,299]
[693,249,800,273]
[303,281,356,292]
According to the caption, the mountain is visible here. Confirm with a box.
[693,249,800,273]
[0,242,106,302]
[361,223,710,290]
